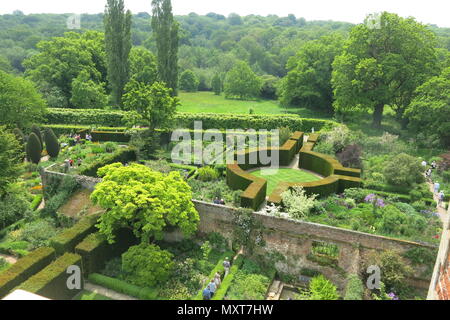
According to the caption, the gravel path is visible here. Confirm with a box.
[84,282,138,300]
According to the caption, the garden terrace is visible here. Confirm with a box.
[227,132,362,210]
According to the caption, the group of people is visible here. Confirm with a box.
[63,157,83,172]
[202,258,231,300]
[213,197,226,205]
[71,132,92,145]
[422,160,446,208]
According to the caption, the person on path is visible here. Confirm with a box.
[208,279,217,298]
[214,272,221,288]
[426,168,432,180]
[421,160,427,167]
[223,258,231,277]
[431,161,437,170]
[202,286,212,300]
[434,182,440,194]
[438,191,445,207]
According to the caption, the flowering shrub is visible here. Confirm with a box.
[281,186,318,219]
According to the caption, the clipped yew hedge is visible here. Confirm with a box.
[44,108,339,132]
[49,215,100,255]
[212,255,244,300]
[0,247,56,298]
[18,253,82,300]
[75,229,138,276]
[79,148,137,177]
[91,131,131,143]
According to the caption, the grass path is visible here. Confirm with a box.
[250,168,321,194]
[178,91,332,119]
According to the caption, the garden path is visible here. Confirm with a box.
[84,282,137,300]
[0,253,17,264]
[427,180,448,224]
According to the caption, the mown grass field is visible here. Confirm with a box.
[178,91,333,119]
[250,168,321,194]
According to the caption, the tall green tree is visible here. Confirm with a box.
[405,67,450,147]
[0,71,46,129]
[129,47,158,85]
[152,0,179,96]
[211,73,222,95]
[104,0,132,107]
[332,12,437,128]
[279,35,344,112]
[0,127,24,197]
[43,128,60,159]
[26,132,42,165]
[70,70,108,109]
[224,61,262,100]
[91,163,200,243]
[23,31,106,106]
[179,69,199,92]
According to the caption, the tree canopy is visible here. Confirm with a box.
[224,61,262,100]
[0,127,24,197]
[0,70,46,128]
[91,163,200,243]
[332,12,438,127]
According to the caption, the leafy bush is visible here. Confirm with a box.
[344,274,364,300]
[337,144,362,168]
[297,275,339,300]
[43,128,60,158]
[122,243,174,287]
[20,219,59,250]
[197,166,220,182]
[383,153,425,187]
[26,132,42,164]
[226,272,271,300]
[281,186,318,219]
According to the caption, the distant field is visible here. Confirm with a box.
[250,168,321,194]
[178,91,332,119]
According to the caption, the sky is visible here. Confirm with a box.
[1,0,449,28]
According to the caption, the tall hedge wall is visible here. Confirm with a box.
[49,215,100,255]
[0,247,56,298]
[299,150,337,177]
[75,229,138,276]
[44,108,339,132]
[79,148,137,177]
[18,253,83,300]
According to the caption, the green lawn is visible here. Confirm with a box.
[250,168,321,194]
[178,91,332,119]
[75,290,112,300]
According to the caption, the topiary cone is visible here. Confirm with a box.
[26,132,42,164]
[31,124,43,146]
[44,128,60,158]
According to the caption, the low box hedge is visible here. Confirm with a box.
[30,194,43,211]
[18,253,82,300]
[192,251,234,300]
[212,255,244,300]
[88,273,159,300]
[0,247,56,298]
[49,215,100,255]
[91,131,131,143]
[79,148,137,177]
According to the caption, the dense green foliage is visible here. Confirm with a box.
[332,12,438,127]
[43,128,60,158]
[91,163,200,243]
[224,61,262,100]
[104,0,132,107]
[152,0,179,95]
[0,127,24,196]
[26,132,42,164]
[70,70,108,109]
[179,69,199,92]
[0,70,46,128]
[406,67,450,147]
[122,243,174,287]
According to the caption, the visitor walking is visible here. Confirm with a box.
[426,168,432,181]
[431,161,437,170]
[438,191,445,207]
[214,272,222,288]
[208,279,217,298]
[421,160,427,167]
[223,258,231,277]
[434,182,440,194]
[220,199,225,205]
[202,285,212,300]
[213,197,220,205]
